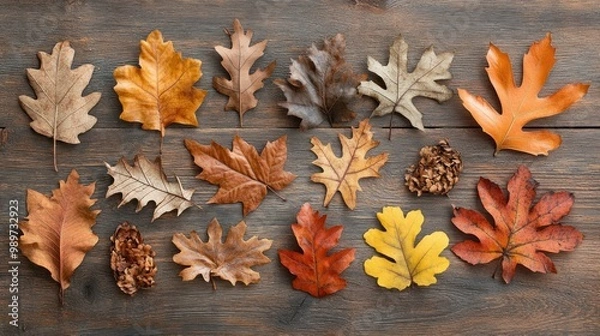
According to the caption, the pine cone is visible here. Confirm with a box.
[405,139,463,196]
[110,222,157,295]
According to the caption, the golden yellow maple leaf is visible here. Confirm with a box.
[364,206,449,291]
[114,30,207,137]
[310,119,388,209]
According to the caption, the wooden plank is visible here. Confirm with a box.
[1,0,599,334]
[1,127,599,334]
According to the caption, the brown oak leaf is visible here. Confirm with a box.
[311,119,389,209]
[105,154,196,222]
[452,165,583,283]
[184,135,296,216]
[114,30,207,137]
[358,35,453,137]
[110,222,157,295]
[19,170,100,304]
[172,218,272,287]
[458,33,589,155]
[213,19,276,126]
[279,203,355,297]
[19,41,101,171]
[274,33,366,129]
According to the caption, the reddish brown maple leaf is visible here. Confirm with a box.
[279,203,355,297]
[451,165,582,283]
[184,135,296,216]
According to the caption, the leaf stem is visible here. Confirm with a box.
[53,135,58,172]
[388,112,393,140]
[267,185,287,202]
[59,286,65,306]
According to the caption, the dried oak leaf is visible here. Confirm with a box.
[19,41,101,171]
[114,30,207,137]
[19,170,100,304]
[172,218,272,287]
[274,33,366,129]
[105,154,196,222]
[279,203,355,297]
[364,206,449,291]
[184,135,296,216]
[458,33,589,155]
[452,165,583,283]
[358,35,453,135]
[110,222,157,295]
[311,119,389,209]
[213,19,276,126]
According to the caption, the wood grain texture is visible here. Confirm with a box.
[1,1,599,335]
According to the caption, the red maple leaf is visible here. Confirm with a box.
[279,203,355,297]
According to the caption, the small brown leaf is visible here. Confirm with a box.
[114,30,207,137]
[184,135,296,216]
[110,222,157,295]
[172,218,272,287]
[213,19,276,127]
[105,154,196,222]
[274,34,365,129]
[311,119,389,209]
[20,170,100,304]
[19,41,101,171]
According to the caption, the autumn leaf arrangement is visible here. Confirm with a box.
[17,20,588,304]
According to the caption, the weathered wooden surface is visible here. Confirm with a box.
[1,1,599,335]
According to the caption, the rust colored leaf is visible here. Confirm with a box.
[452,165,583,283]
[274,33,366,129]
[114,30,207,137]
[311,119,389,209]
[19,41,101,171]
[19,170,100,304]
[358,35,453,136]
[172,218,272,287]
[110,222,157,295]
[213,19,276,127]
[278,203,355,297]
[105,154,196,222]
[184,135,296,216]
[458,33,589,155]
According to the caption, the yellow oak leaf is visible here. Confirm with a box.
[114,30,207,137]
[311,119,388,209]
[364,206,449,291]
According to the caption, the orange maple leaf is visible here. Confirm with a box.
[114,30,207,137]
[458,33,589,156]
[279,203,355,297]
[451,165,583,283]
[184,135,296,216]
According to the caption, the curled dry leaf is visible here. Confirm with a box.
[213,19,276,126]
[110,222,157,295]
[114,30,207,137]
[105,154,196,222]
[364,206,449,291]
[274,33,366,129]
[184,135,296,216]
[311,119,389,209]
[358,35,453,137]
[458,33,589,155]
[452,166,583,283]
[19,170,100,304]
[405,139,463,196]
[172,218,272,287]
[279,203,355,298]
[19,41,101,171]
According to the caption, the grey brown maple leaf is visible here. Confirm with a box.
[213,19,276,126]
[105,154,196,222]
[19,41,101,171]
[274,34,365,129]
[358,35,453,137]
